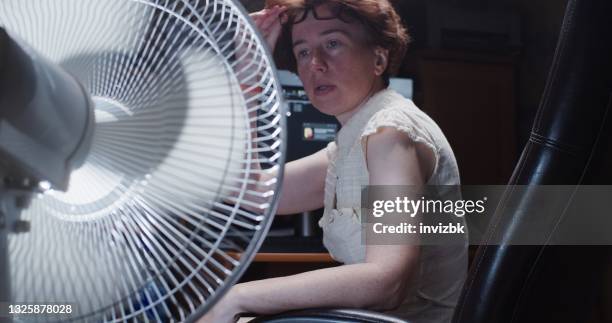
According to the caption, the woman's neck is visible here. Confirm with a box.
[335,79,386,126]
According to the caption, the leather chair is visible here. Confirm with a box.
[252,0,612,321]
[453,0,612,322]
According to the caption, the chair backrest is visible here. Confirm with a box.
[452,1,612,322]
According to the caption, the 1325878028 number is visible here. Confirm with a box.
[8,304,73,315]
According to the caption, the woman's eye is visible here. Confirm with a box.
[327,40,340,49]
[296,49,309,59]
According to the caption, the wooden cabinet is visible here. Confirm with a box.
[417,49,519,184]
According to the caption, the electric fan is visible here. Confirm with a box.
[0,0,285,322]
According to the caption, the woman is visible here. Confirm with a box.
[199,1,467,322]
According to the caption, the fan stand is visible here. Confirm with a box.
[0,184,33,323]
[0,231,10,323]
[0,190,14,323]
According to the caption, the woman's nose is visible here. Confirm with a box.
[309,49,327,72]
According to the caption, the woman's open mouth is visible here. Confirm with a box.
[314,85,336,96]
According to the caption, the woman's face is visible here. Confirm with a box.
[291,5,385,124]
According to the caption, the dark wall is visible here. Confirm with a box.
[240,0,263,12]
[393,0,568,148]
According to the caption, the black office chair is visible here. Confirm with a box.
[452,0,612,322]
[251,0,612,322]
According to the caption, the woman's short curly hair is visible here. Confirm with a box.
[268,0,410,86]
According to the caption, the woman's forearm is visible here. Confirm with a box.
[233,263,403,315]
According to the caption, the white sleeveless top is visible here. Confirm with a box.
[317,88,468,323]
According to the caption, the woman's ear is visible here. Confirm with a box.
[373,48,389,76]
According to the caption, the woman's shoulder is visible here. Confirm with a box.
[361,89,440,147]
[361,89,460,185]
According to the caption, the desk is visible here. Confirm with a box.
[226,252,335,263]
[228,235,338,279]
[252,252,335,263]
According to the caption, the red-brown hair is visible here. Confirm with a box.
[267,0,410,86]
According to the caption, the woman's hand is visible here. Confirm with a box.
[197,286,244,323]
[250,5,287,52]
